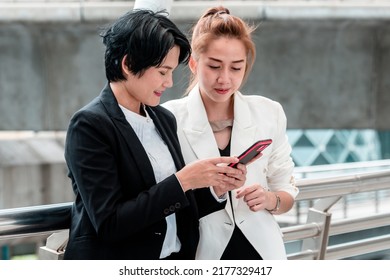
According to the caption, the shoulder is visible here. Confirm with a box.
[239,92,281,106]
[161,96,190,120]
[237,92,285,113]
[162,96,188,111]
[149,105,181,132]
[151,105,176,121]
[70,96,105,123]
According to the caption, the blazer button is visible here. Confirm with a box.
[169,205,175,212]
[175,202,181,209]
[164,209,170,215]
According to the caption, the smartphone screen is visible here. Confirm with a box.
[228,139,272,168]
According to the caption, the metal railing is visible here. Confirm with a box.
[287,159,390,224]
[283,171,390,259]
[1,161,390,260]
[294,159,390,178]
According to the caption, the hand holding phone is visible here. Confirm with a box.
[228,139,272,168]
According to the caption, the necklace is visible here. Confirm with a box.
[209,119,233,132]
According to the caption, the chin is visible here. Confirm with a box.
[147,100,160,107]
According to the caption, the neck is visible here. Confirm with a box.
[201,95,234,122]
[110,82,141,115]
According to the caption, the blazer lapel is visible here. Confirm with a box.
[230,91,258,210]
[145,106,185,171]
[230,91,258,156]
[184,86,221,160]
[99,84,156,188]
[183,88,238,219]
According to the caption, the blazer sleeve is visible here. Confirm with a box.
[267,102,299,199]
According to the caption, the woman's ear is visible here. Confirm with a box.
[121,55,130,76]
[188,56,197,74]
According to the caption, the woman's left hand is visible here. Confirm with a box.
[236,184,270,212]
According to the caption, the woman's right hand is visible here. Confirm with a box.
[176,157,245,192]
[212,162,247,197]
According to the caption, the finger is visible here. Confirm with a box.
[220,174,239,186]
[229,179,245,189]
[235,163,247,173]
[243,192,259,204]
[223,171,245,182]
[220,166,244,177]
[236,187,252,198]
[246,194,264,206]
[237,184,258,194]
[249,204,263,212]
[214,181,237,193]
[211,156,239,165]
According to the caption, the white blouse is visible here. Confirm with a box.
[119,104,181,259]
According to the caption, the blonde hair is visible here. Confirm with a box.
[187,6,256,93]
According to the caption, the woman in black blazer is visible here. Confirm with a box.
[64,9,246,260]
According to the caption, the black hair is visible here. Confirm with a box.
[100,9,191,81]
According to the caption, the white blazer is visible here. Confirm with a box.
[163,84,299,260]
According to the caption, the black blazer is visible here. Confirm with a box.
[64,83,199,259]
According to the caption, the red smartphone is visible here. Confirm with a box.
[228,139,272,168]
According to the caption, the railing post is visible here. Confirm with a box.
[301,196,341,259]
[38,230,69,260]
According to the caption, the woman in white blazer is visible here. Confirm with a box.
[163,6,299,260]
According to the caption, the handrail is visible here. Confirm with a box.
[0,202,71,240]
[294,159,390,177]
[282,223,321,242]
[0,164,390,259]
[325,234,390,260]
[330,212,390,235]
[295,169,390,200]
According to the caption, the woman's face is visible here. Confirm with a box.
[192,37,247,105]
[120,45,180,113]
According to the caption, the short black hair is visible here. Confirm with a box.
[100,9,191,81]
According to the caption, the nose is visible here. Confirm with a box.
[163,74,173,88]
[217,68,230,84]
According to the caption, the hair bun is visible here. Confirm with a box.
[203,6,230,18]
[217,7,230,15]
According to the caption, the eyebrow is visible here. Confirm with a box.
[159,65,174,70]
[208,57,245,64]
